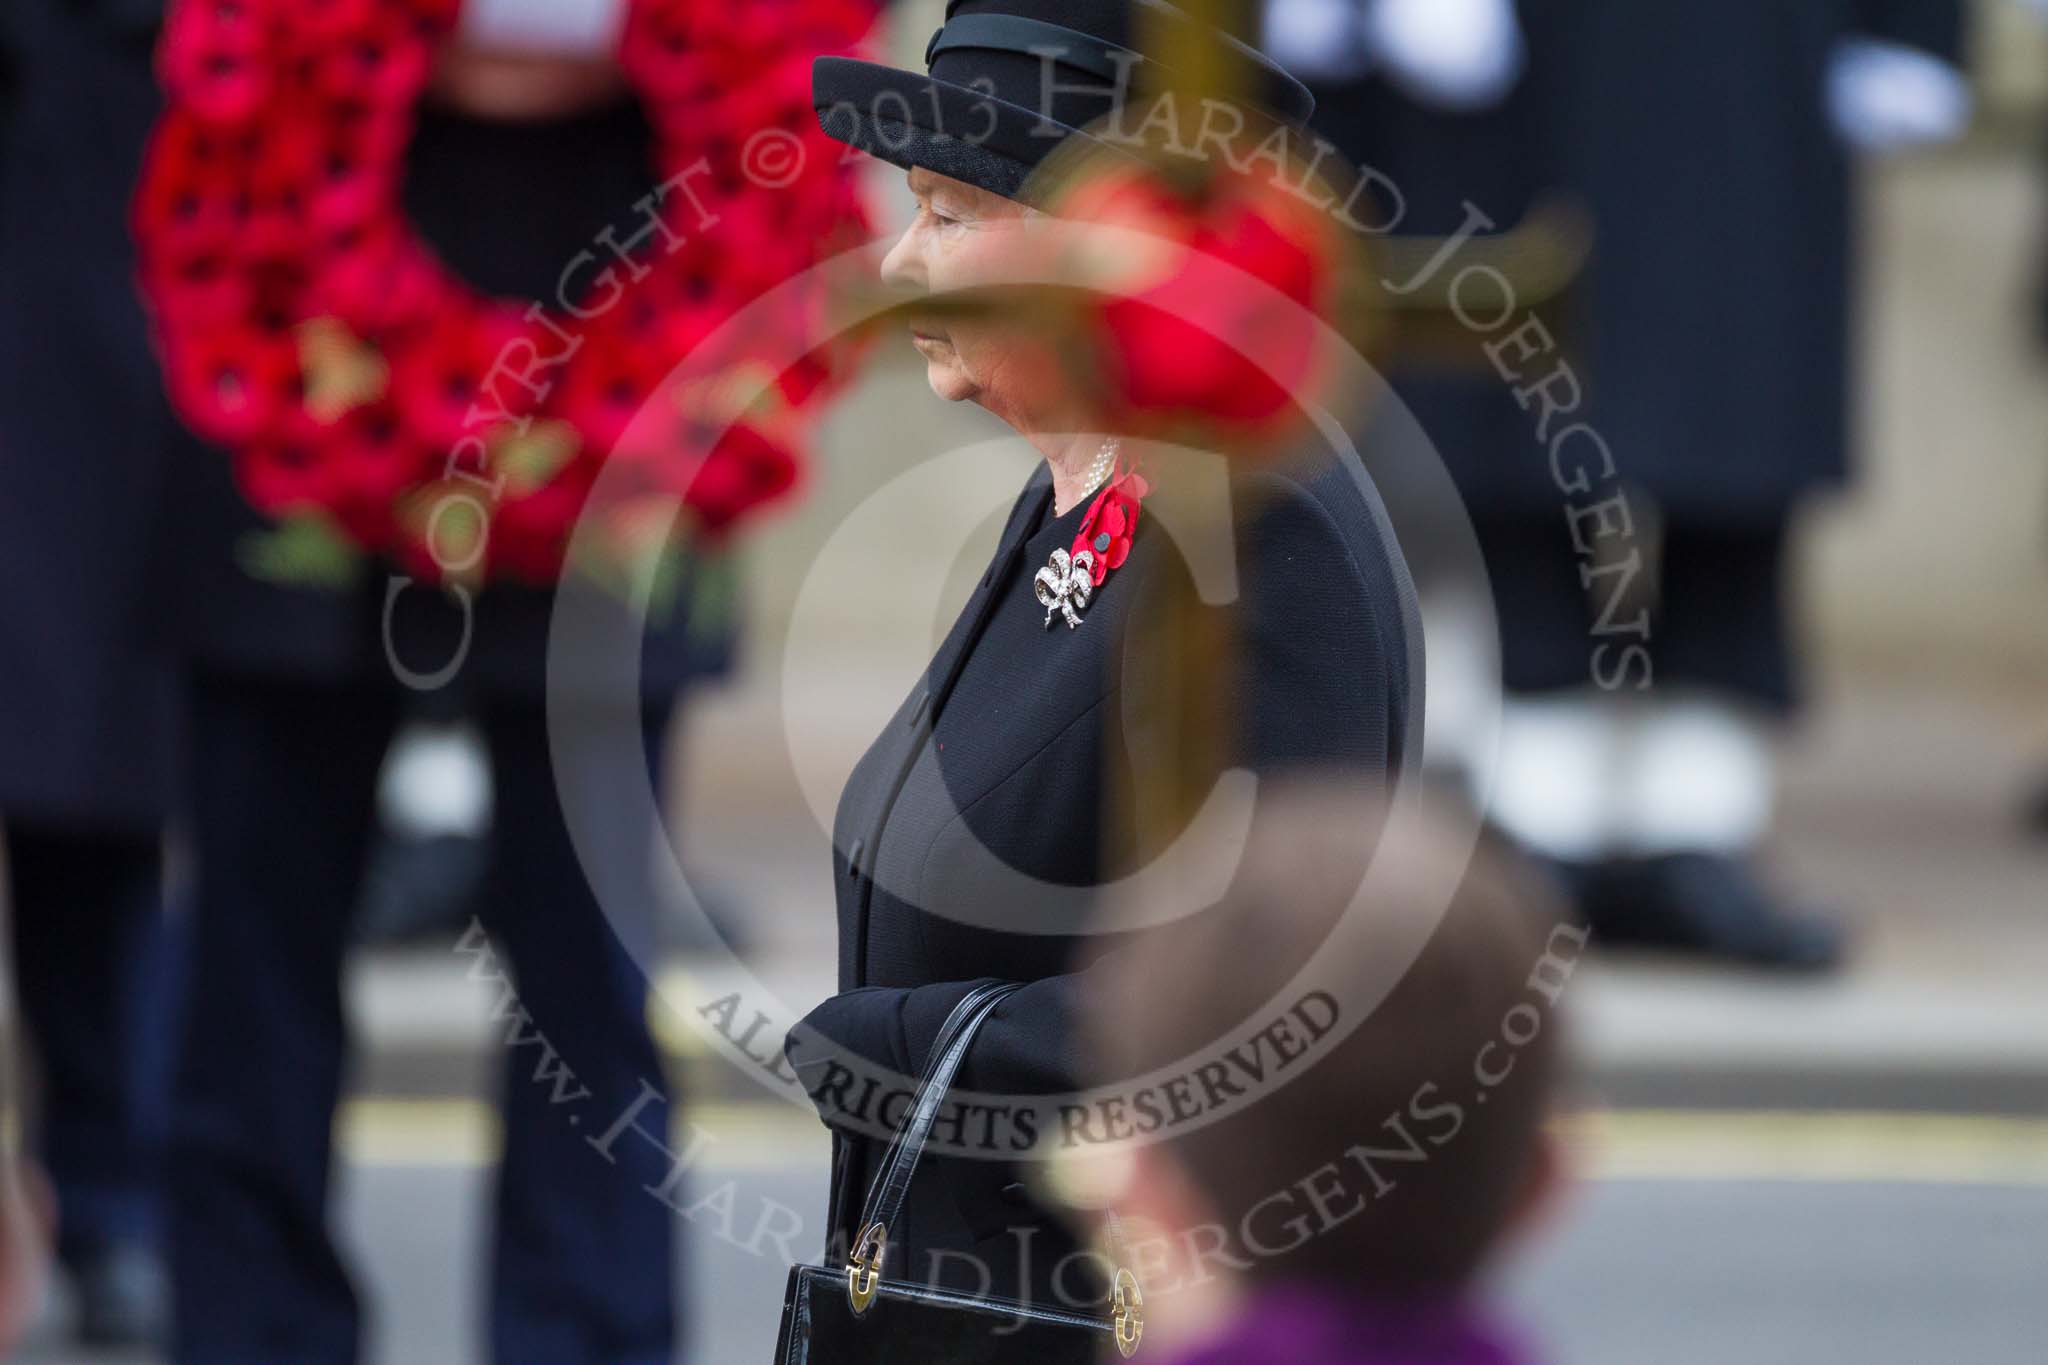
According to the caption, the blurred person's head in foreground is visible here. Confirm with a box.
[1078,784,1579,1363]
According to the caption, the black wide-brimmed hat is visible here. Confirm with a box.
[813,0,1314,202]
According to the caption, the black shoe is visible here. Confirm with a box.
[70,1242,168,1348]
[1585,851,1848,973]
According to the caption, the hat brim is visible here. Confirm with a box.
[813,55,1096,203]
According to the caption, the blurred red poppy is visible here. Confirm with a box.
[686,422,800,536]
[387,309,529,448]
[1061,160,1333,446]
[158,0,271,124]
[163,323,298,446]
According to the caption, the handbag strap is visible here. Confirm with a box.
[843,978,1011,1236]
[845,981,1018,1314]
[856,982,1021,1246]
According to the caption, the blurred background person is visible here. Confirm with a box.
[1269,0,1973,970]
[1078,787,1573,1365]
[156,2,731,1360]
[0,1106,50,1354]
[0,940,54,1355]
[2024,0,2048,840]
[0,0,181,1346]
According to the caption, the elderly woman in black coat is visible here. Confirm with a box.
[789,0,1423,1318]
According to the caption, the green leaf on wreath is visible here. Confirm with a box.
[495,420,582,496]
[684,548,740,645]
[235,513,363,590]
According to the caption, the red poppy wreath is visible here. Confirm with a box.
[135,0,874,583]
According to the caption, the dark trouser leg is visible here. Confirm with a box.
[477,696,678,1365]
[1651,516,1796,713]
[1473,508,1794,705]
[1470,513,1609,696]
[168,673,397,1365]
[5,823,170,1264]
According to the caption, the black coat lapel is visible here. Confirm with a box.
[924,465,1052,717]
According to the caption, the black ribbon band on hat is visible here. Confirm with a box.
[924,13,1144,85]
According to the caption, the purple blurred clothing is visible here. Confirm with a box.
[1164,1288,1533,1365]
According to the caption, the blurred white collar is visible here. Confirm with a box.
[1261,0,1523,110]
[459,0,629,58]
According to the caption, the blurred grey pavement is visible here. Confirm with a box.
[21,1143,2048,1364]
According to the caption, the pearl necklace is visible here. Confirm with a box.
[1072,437,1120,506]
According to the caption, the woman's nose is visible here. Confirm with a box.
[879,220,924,290]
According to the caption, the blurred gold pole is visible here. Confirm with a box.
[1113,0,1256,856]
[1135,0,1247,110]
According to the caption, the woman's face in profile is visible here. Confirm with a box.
[880,167,1045,414]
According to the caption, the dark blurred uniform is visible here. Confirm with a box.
[2032,69,2048,840]
[1277,0,1968,967]
[0,0,178,1343]
[159,81,727,1365]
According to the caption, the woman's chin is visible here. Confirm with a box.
[923,358,977,403]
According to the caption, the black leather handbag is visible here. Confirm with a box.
[772,982,1145,1362]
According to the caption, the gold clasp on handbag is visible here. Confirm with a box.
[1111,1266,1144,1357]
[846,1220,888,1315]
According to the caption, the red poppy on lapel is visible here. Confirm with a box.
[1072,469,1147,587]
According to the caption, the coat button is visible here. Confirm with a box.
[999,1182,1031,1207]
